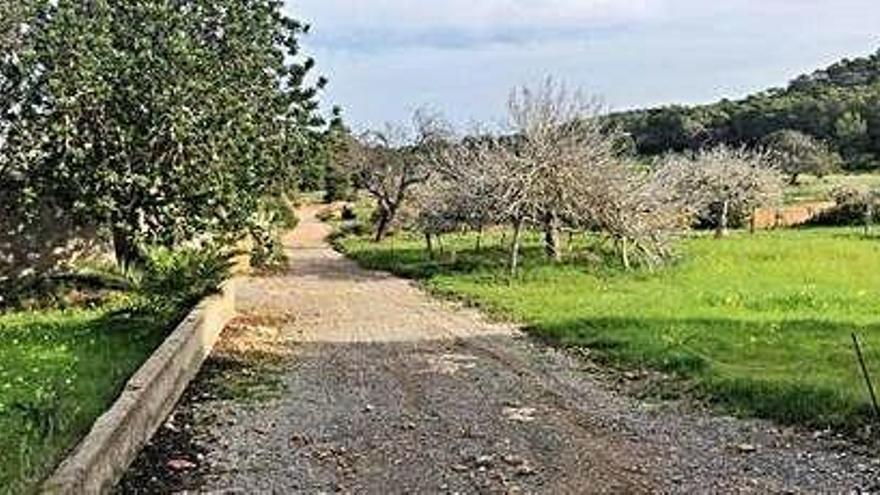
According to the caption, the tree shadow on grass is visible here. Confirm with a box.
[340,243,589,282]
[528,316,880,429]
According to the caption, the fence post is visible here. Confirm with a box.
[852,332,880,422]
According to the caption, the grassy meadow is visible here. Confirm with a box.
[338,226,880,429]
[0,300,175,493]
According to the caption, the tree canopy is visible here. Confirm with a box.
[761,129,841,184]
[1,0,327,267]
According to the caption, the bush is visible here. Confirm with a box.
[247,195,297,271]
[249,229,286,271]
[248,222,287,271]
[261,194,299,230]
[324,165,354,203]
[808,186,880,227]
[341,205,357,221]
[132,245,235,312]
[339,221,370,238]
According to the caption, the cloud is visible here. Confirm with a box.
[292,0,880,127]
[292,0,658,48]
[296,0,655,29]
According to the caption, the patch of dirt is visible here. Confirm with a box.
[115,369,213,494]
[118,315,293,493]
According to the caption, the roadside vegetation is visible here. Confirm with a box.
[0,246,234,492]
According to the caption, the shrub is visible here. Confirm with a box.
[808,186,880,227]
[248,225,287,272]
[261,194,300,230]
[324,165,354,203]
[341,205,357,221]
[247,195,298,271]
[132,245,235,312]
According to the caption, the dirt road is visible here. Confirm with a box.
[121,205,878,494]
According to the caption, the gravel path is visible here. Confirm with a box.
[121,206,879,494]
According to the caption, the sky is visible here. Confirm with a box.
[286,0,880,130]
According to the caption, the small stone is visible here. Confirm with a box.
[502,454,525,467]
[515,464,536,477]
[364,404,374,413]
[167,459,197,471]
[736,443,757,453]
[474,455,494,468]
[291,433,310,446]
[451,463,469,472]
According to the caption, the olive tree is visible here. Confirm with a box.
[657,146,784,238]
[762,129,841,185]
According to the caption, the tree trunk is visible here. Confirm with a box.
[374,210,392,242]
[425,232,435,259]
[112,228,142,270]
[716,200,730,238]
[749,207,757,235]
[865,203,873,237]
[509,217,525,277]
[543,210,561,262]
[620,237,631,271]
[475,224,484,252]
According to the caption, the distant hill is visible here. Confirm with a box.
[611,49,880,171]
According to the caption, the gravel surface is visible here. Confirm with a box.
[120,206,880,494]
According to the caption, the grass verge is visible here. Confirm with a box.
[0,301,176,493]
[0,245,233,493]
[337,227,880,430]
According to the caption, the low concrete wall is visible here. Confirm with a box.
[753,201,836,229]
[42,280,238,495]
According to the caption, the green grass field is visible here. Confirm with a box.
[338,227,880,429]
[785,173,880,204]
[0,300,176,493]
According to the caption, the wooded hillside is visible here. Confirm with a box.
[611,49,880,171]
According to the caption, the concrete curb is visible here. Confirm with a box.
[42,279,238,495]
